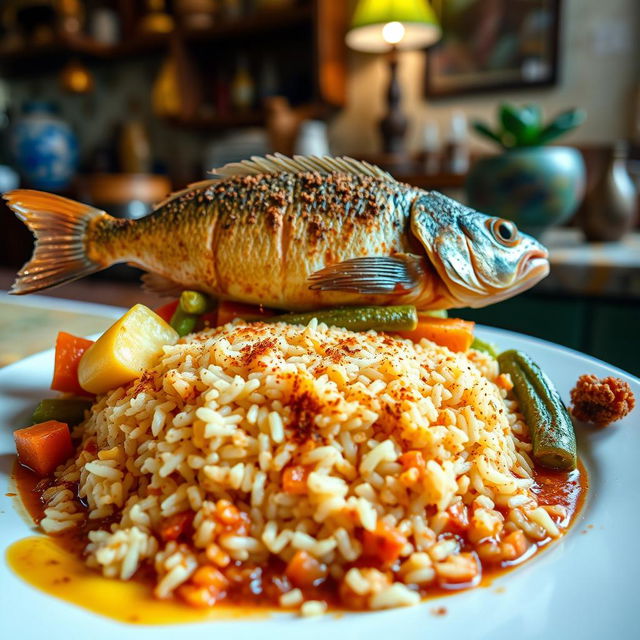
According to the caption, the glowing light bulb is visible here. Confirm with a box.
[382,21,405,45]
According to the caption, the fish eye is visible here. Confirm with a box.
[488,218,519,246]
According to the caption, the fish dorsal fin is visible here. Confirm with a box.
[211,153,397,182]
[153,154,395,212]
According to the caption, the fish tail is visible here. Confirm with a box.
[4,189,118,294]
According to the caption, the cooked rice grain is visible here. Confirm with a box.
[41,320,565,612]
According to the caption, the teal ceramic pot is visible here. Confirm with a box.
[465,147,586,237]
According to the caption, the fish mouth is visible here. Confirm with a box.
[518,248,550,280]
[449,244,550,308]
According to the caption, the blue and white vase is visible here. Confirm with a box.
[12,101,78,191]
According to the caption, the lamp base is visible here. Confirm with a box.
[379,47,407,155]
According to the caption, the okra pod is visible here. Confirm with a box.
[470,337,499,358]
[498,349,576,471]
[265,305,418,332]
[179,290,212,315]
[170,306,198,337]
[32,397,93,426]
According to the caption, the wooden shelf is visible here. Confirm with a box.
[182,5,313,43]
[0,32,167,65]
[0,1,346,128]
[0,5,314,66]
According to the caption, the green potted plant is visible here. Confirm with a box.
[466,104,586,237]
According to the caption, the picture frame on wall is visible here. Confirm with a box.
[425,0,561,98]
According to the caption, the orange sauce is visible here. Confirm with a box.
[6,459,588,623]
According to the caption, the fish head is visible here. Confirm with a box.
[410,192,549,308]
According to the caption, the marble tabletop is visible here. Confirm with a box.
[540,228,640,298]
[0,293,122,368]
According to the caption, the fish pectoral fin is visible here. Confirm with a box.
[307,254,425,294]
[140,271,186,298]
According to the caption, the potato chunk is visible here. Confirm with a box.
[78,304,178,394]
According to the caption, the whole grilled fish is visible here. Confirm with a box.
[5,154,549,310]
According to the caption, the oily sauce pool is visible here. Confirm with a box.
[6,460,588,624]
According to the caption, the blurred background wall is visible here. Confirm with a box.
[333,0,640,154]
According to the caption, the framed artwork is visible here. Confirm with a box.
[425,0,561,97]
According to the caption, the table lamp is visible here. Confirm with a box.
[346,0,441,156]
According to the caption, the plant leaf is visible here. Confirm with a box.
[537,109,586,145]
[499,103,541,146]
[472,121,505,148]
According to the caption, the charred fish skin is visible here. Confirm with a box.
[94,171,426,309]
[212,172,423,309]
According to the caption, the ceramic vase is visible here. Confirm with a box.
[465,147,586,238]
[12,101,78,191]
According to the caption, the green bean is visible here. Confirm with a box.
[470,337,499,358]
[170,306,198,337]
[179,290,212,315]
[264,305,418,332]
[421,309,448,318]
[498,349,576,471]
[32,397,93,426]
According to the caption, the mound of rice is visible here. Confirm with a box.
[41,320,567,613]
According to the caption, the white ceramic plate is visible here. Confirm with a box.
[1,326,638,639]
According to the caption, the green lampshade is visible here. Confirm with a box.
[346,0,441,52]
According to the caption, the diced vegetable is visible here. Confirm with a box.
[470,336,499,358]
[216,300,276,325]
[167,291,216,336]
[180,290,213,315]
[160,511,194,542]
[32,397,93,426]
[51,332,94,396]
[266,305,418,332]
[423,309,448,318]
[154,299,179,324]
[179,565,228,607]
[77,304,179,395]
[399,450,425,471]
[14,420,74,476]
[396,316,475,352]
[170,305,198,337]
[446,502,470,534]
[498,349,576,470]
[282,465,311,494]
[362,521,408,566]
[285,550,328,588]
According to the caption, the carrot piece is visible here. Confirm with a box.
[154,299,179,324]
[501,530,528,562]
[159,510,194,542]
[14,420,74,476]
[496,373,514,391]
[399,450,425,471]
[282,465,311,494]
[446,502,470,534]
[285,550,327,588]
[396,316,475,352]
[216,300,276,326]
[362,521,408,566]
[51,332,94,396]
